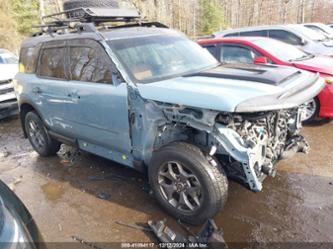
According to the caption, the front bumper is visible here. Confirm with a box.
[0,100,18,120]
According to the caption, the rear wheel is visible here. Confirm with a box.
[149,142,228,225]
[24,112,61,157]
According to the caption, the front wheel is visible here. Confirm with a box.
[149,142,228,225]
[24,111,61,157]
[302,97,320,123]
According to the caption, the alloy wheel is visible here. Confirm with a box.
[27,119,46,150]
[157,161,203,212]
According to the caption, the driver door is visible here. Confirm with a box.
[64,39,132,154]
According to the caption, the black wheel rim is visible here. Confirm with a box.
[27,119,46,150]
[158,161,203,213]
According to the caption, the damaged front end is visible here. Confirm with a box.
[152,101,310,192]
[212,107,309,192]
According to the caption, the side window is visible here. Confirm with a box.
[202,45,218,59]
[239,30,268,37]
[224,32,239,37]
[0,56,4,64]
[69,39,113,84]
[19,45,41,73]
[220,45,255,64]
[268,30,302,46]
[38,42,66,79]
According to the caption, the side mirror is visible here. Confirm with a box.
[300,38,307,46]
[254,56,268,64]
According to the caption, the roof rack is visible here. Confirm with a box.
[32,7,168,37]
[42,7,141,24]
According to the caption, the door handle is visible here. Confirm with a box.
[68,91,81,99]
[32,87,42,94]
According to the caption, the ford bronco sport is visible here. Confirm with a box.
[14,3,324,224]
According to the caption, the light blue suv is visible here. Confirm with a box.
[14,9,324,224]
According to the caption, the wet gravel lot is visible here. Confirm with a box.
[0,116,333,246]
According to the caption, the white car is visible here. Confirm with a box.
[214,24,333,56]
[303,23,333,39]
[0,49,18,119]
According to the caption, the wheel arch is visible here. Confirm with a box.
[19,101,44,138]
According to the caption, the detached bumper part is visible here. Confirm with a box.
[148,219,228,249]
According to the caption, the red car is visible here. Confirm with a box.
[199,37,333,122]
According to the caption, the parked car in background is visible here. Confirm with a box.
[0,180,44,249]
[199,37,333,122]
[0,49,18,119]
[303,23,333,39]
[213,24,333,56]
[14,5,325,224]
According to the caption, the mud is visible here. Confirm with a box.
[0,116,332,244]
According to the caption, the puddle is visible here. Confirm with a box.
[41,182,65,201]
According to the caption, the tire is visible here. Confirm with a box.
[149,142,228,225]
[302,97,320,124]
[63,0,119,11]
[24,112,61,157]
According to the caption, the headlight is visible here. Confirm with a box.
[0,199,34,249]
[324,77,333,84]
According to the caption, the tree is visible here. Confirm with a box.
[0,0,18,51]
[199,0,226,35]
[10,0,40,36]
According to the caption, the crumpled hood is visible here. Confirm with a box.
[137,65,323,112]
[138,75,280,112]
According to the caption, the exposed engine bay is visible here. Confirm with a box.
[215,108,309,191]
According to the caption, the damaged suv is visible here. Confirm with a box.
[14,7,324,224]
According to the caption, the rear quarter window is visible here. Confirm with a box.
[19,45,41,73]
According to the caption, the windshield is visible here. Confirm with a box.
[314,24,333,37]
[292,25,327,41]
[0,53,18,64]
[252,39,311,61]
[107,34,218,83]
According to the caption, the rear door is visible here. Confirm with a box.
[65,39,132,154]
[268,30,303,48]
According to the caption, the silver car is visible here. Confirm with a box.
[214,24,333,56]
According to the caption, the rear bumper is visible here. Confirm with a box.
[0,100,18,119]
[318,84,333,118]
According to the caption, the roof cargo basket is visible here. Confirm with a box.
[42,7,141,25]
[32,7,168,37]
